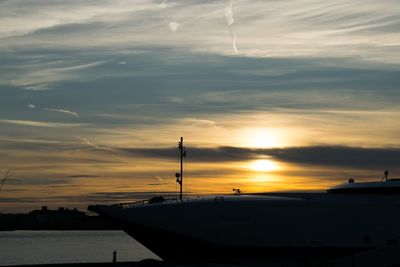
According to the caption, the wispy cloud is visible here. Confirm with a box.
[0,0,167,38]
[68,175,99,178]
[168,21,180,32]
[8,61,105,90]
[44,108,79,117]
[182,118,217,127]
[0,119,88,128]
[1,0,399,62]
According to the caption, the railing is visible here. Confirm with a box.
[113,196,202,209]
[114,197,179,208]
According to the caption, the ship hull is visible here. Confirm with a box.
[89,194,400,263]
[122,220,371,262]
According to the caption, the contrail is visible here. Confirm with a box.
[78,137,126,163]
[225,0,238,54]
[79,137,102,149]
[231,30,238,54]
[225,0,234,25]
[45,108,79,117]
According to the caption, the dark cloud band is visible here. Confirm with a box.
[119,146,400,170]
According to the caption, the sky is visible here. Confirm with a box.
[1,0,400,212]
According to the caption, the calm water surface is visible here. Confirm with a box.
[0,231,160,266]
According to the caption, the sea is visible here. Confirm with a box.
[0,231,160,266]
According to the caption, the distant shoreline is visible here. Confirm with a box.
[0,206,119,231]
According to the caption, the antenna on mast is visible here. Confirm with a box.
[175,137,185,200]
[384,170,389,181]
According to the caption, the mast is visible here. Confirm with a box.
[176,137,185,200]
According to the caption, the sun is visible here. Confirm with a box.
[249,159,279,172]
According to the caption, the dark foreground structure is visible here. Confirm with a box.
[89,189,400,264]
[89,140,400,265]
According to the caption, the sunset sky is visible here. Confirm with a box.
[1,0,400,212]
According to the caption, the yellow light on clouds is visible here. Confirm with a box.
[242,128,285,148]
[249,159,279,172]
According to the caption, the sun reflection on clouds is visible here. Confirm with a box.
[240,128,286,148]
[249,159,279,172]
